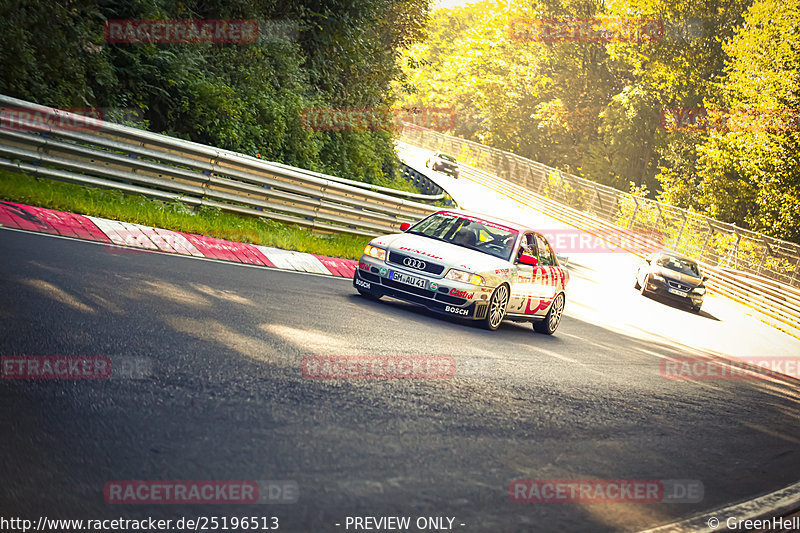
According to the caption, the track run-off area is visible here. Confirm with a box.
[1,146,799,532]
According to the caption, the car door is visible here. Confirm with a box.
[508,232,538,314]
[529,233,563,314]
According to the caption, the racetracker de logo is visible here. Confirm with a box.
[104,20,259,44]
[509,18,663,42]
[0,107,103,132]
[660,108,800,133]
[301,355,456,379]
[539,228,663,254]
[1,355,153,379]
[660,356,800,380]
[509,479,703,503]
[301,107,456,132]
[2,356,111,379]
[104,480,298,504]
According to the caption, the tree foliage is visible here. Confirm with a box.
[397,0,799,243]
[0,0,431,184]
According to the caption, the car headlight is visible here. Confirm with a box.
[446,269,485,286]
[650,273,665,282]
[692,286,706,295]
[363,244,386,261]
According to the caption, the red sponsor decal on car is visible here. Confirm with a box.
[449,288,474,300]
[358,261,371,271]
[495,268,510,275]
[397,247,443,260]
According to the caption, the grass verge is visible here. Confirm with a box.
[0,169,371,260]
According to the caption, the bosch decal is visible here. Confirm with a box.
[355,278,371,289]
[445,305,469,316]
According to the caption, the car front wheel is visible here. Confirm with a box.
[534,292,565,335]
[482,284,509,330]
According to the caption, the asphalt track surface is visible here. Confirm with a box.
[2,226,800,533]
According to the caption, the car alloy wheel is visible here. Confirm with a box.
[483,284,509,330]
[534,292,564,335]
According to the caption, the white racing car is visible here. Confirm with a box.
[353,209,569,334]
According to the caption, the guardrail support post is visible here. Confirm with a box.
[675,212,688,250]
[628,197,639,229]
[699,221,714,259]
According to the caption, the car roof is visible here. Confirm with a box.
[655,251,699,264]
[433,209,532,233]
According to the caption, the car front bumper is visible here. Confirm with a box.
[354,255,492,320]
[644,277,704,307]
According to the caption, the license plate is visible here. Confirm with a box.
[390,270,427,289]
[668,288,688,297]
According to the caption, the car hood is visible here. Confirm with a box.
[655,266,702,286]
[371,233,510,273]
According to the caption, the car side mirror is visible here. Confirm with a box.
[519,254,538,267]
[702,275,708,282]
[399,222,411,232]
[645,258,651,264]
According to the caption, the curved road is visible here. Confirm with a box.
[1,227,800,532]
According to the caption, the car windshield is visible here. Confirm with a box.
[437,153,456,163]
[407,212,518,260]
[657,255,701,277]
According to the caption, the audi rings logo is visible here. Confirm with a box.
[403,257,427,271]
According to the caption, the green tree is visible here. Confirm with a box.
[693,0,800,241]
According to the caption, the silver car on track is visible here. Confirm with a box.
[353,209,569,334]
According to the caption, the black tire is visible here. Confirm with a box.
[533,292,565,335]
[690,304,701,314]
[482,284,509,330]
[634,275,641,290]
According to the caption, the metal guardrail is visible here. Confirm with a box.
[401,123,800,335]
[399,161,453,202]
[0,95,441,239]
[400,123,800,289]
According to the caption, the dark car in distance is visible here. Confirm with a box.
[426,151,460,179]
[635,251,707,313]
